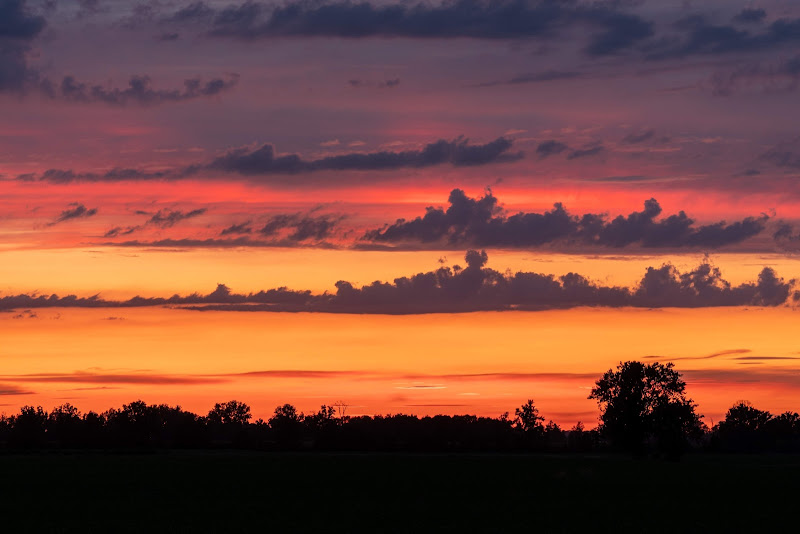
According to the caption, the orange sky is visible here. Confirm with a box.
[2,305,798,427]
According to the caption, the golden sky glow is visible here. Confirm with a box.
[3,305,798,426]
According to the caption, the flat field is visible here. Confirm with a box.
[2,452,797,533]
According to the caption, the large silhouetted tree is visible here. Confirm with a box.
[589,361,703,455]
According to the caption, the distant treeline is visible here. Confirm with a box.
[1,362,799,455]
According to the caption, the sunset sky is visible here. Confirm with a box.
[2,0,800,425]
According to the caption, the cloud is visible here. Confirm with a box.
[21,167,172,184]
[362,189,769,250]
[475,70,582,87]
[48,203,98,225]
[621,130,655,144]
[0,383,34,396]
[0,0,46,92]
[1,251,792,314]
[21,135,522,184]
[348,78,401,88]
[646,14,800,60]
[101,208,207,237]
[39,73,239,106]
[220,221,253,235]
[733,8,767,25]
[644,349,752,362]
[169,0,653,56]
[106,237,340,249]
[0,0,238,105]
[146,208,207,228]
[567,145,605,160]
[0,370,224,385]
[708,55,800,96]
[203,136,522,176]
[536,140,569,158]
[103,226,139,238]
[258,212,343,242]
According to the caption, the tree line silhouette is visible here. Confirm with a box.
[1,361,798,455]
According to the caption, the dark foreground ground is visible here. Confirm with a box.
[1,452,798,533]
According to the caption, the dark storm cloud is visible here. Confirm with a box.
[166,0,653,56]
[40,73,239,106]
[536,140,569,158]
[0,252,793,313]
[362,189,769,249]
[203,136,522,176]
[48,203,98,225]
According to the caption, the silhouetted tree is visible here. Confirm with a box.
[207,400,252,426]
[714,401,773,451]
[48,403,83,447]
[514,400,544,433]
[589,361,703,455]
[11,405,48,449]
[514,399,545,449]
[269,404,304,448]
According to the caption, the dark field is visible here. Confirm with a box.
[2,452,798,533]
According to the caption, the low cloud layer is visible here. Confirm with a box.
[21,136,521,183]
[40,73,239,106]
[0,251,795,313]
[202,136,521,176]
[363,189,769,250]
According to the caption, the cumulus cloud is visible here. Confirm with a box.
[362,189,769,250]
[0,251,793,313]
